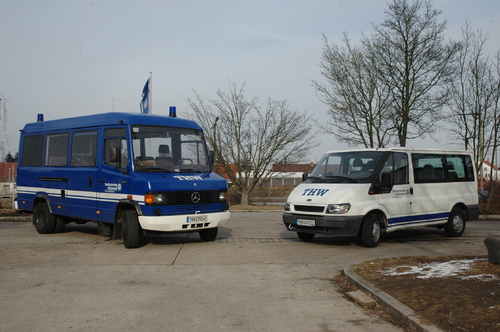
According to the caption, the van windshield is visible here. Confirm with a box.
[131,125,210,173]
[308,151,385,183]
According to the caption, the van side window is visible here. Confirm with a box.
[412,154,443,183]
[71,131,97,167]
[445,155,475,182]
[45,133,69,167]
[21,135,44,167]
[413,153,474,183]
[381,152,408,185]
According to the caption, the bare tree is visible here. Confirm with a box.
[446,23,499,172]
[0,93,10,160]
[485,52,500,212]
[370,0,460,146]
[186,81,315,205]
[313,33,395,148]
[315,0,459,148]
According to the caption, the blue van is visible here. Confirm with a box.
[17,111,230,248]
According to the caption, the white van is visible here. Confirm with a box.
[282,148,479,247]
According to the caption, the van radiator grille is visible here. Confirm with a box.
[294,205,325,213]
[163,191,220,206]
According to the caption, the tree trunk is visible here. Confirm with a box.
[240,192,249,205]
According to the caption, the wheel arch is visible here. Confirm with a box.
[451,202,468,220]
[111,199,142,240]
[360,209,388,233]
[115,199,142,222]
[32,194,52,224]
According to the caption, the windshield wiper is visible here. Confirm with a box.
[139,167,172,173]
[306,176,325,183]
[325,175,357,183]
[178,168,202,173]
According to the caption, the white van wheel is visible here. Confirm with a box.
[445,208,466,237]
[297,232,315,241]
[361,214,381,247]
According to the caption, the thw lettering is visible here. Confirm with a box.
[302,188,330,196]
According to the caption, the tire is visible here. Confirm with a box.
[53,217,66,233]
[297,232,315,241]
[199,228,218,241]
[33,203,56,234]
[122,210,140,248]
[361,214,381,248]
[445,208,466,237]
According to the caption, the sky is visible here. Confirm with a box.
[1,0,499,162]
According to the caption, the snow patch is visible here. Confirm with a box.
[379,258,497,281]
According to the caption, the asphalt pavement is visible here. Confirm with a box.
[1,211,498,331]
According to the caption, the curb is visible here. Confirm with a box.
[0,215,31,221]
[343,263,445,332]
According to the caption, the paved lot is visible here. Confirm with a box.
[1,212,498,331]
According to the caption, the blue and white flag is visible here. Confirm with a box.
[140,78,150,114]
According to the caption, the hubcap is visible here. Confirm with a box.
[372,222,380,241]
[453,215,463,231]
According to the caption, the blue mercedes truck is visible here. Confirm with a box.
[17,111,230,248]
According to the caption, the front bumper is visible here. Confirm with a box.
[282,213,364,237]
[139,211,230,232]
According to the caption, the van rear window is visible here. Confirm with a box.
[21,135,44,167]
[45,133,69,167]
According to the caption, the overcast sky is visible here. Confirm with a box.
[1,0,499,162]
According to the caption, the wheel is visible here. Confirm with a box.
[33,203,56,234]
[445,208,466,237]
[122,210,140,248]
[297,232,315,241]
[361,214,381,247]
[53,217,66,233]
[199,228,218,241]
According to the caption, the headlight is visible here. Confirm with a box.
[326,203,351,214]
[219,192,228,202]
[284,202,290,211]
[145,194,164,204]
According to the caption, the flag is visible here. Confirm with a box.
[140,78,150,114]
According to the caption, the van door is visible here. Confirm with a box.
[43,132,70,217]
[96,127,131,223]
[66,130,99,220]
[411,153,449,225]
[375,152,414,230]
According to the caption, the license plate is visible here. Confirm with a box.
[296,218,315,226]
[186,215,208,223]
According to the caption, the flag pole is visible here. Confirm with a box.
[149,72,152,114]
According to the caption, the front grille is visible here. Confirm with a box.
[147,190,224,206]
[294,205,325,213]
[176,204,212,212]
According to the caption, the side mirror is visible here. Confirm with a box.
[381,172,392,188]
[109,146,121,163]
[302,173,309,182]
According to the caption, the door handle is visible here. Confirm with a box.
[410,187,414,195]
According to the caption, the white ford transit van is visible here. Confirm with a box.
[282,148,479,247]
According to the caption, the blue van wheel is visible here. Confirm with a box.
[199,228,218,241]
[33,203,56,234]
[122,210,140,248]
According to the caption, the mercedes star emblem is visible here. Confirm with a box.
[191,192,201,203]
